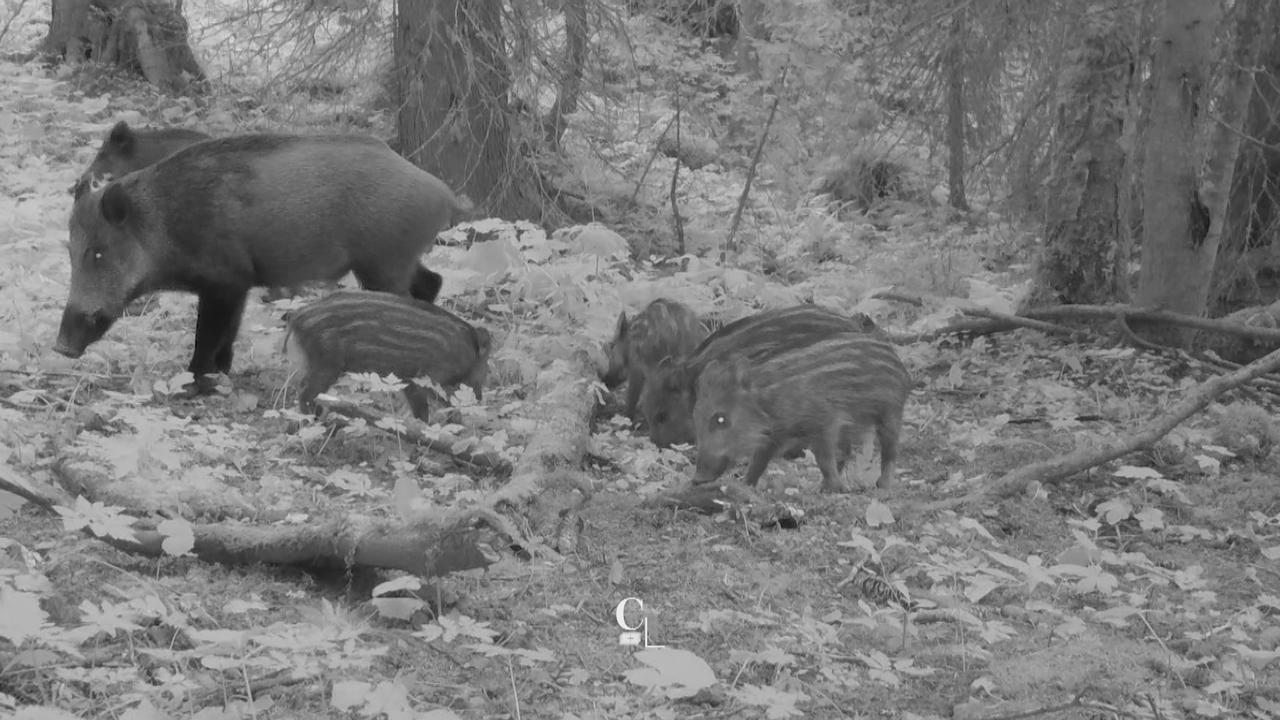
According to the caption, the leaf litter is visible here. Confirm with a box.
[0,57,1276,720]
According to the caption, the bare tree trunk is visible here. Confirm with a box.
[1211,4,1280,314]
[394,0,539,220]
[1194,0,1268,319]
[1134,0,1220,345]
[544,0,587,149]
[944,4,969,211]
[45,0,89,60]
[44,0,204,92]
[1021,6,1130,308]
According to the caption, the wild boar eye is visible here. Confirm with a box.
[712,413,728,430]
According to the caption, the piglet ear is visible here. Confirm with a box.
[107,121,135,152]
[100,183,132,225]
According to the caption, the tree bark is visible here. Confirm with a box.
[394,0,540,220]
[1211,4,1280,314]
[543,0,587,149]
[1194,0,1268,319]
[46,0,90,60]
[944,3,969,212]
[44,0,204,92]
[1021,7,1129,308]
[1134,0,1219,345]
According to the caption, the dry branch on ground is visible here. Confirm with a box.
[486,349,599,552]
[917,344,1280,512]
[53,459,505,575]
[877,292,1280,352]
[48,341,606,576]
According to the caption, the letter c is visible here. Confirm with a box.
[615,597,643,631]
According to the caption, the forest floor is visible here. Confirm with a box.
[1,49,1280,720]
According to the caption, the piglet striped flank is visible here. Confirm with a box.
[642,304,878,448]
[285,290,490,419]
[691,331,908,491]
[756,336,908,388]
[291,292,483,356]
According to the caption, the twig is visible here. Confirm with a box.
[1193,351,1280,392]
[918,343,1280,513]
[0,474,58,514]
[1144,693,1166,720]
[1024,303,1280,343]
[874,290,926,306]
[979,344,1280,503]
[0,390,75,413]
[1115,315,1166,352]
[669,84,685,255]
[628,115,678,206]
[875,293,1090,343]
[977,690,1089,720]
[959,305,1093,340]
[185,670,310,709]
[0,0,32,48]
[891,318,1016,343]
[726,64,789,255]
[873,292,1280,346]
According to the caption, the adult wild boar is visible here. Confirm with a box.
[54,134,466,388]
[71,121,210,199]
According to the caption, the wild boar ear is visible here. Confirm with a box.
[99,183,132,225]
[107,121,135,152]
[615,311,629,338]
